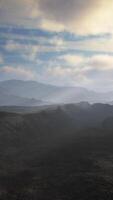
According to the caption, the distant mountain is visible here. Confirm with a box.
[107,100,113,105]
[0,79,112,105]
[0,88,44,106]
[0,80,113,106]
[0,79,58,100]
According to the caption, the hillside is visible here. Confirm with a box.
[0,104,113,199]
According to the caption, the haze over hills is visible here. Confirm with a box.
[0,79,113,106]
[0,88,45,107]
[0,80,58,102]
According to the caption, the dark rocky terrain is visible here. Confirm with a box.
[0,103,113,199]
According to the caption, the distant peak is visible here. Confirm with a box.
[77,101,91,108]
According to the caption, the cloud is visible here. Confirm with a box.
[88,55,113,70]
[1,0,113,90]
[5,40,40,62]
[5,39,66,62]
[0,55,3,64]
[50,36,66,47]
[0,66,36,80]
[47,66,73,77]
[5,41,22,51]
[61,54,113,71]
[0,0,39,26]
[40,19,65,32]
[1,0,113,35]
[45,54,113,90]
[38,0,113,34]
[60,54,85,66]
[63,35,113,53]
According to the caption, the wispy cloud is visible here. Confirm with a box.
[0,0,113,91]
[0,66,36,80]
[59,54,85,66]
[0,55,3,64]
[45,54,113,90]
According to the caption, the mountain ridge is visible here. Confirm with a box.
[0,79,112,105]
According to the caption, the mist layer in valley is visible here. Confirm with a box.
[0,80,113,106]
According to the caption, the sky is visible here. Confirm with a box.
[0,0,113,91]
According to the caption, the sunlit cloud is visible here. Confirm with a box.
[60,55,85,66]
[1,0,113,34]
[40,19,65,32]
[88,55,113,70]
[37,0,113,34]
[0,66,36,80]
[45,54,113,90]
